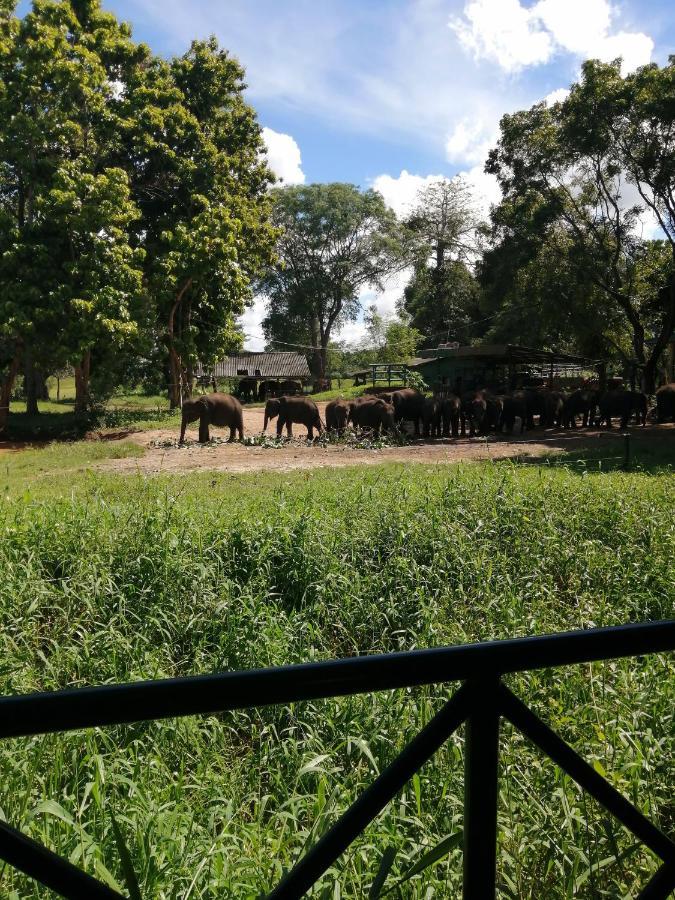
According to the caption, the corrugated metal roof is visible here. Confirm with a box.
[197,352,312,379]
[416,344,599,366]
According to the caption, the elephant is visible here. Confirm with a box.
[541,391,566,428]
[264,395,323,439]
[325,398,350,433]
[461,391,502,436]
[279,380,302,396]
[501,395,526,434]
[656,384,675,422]
[562,390,598,428]
[237,378,257,403]
[258,380,280,400]
[390,388,425,436]
[440,394,461,438]
[422,397,442,438]
[349,398,396,437]
[597,390,647,428]
[180,392,244,443]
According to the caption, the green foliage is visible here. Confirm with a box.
[261,183,404,377]
[486,57,675,387]
[0,462,673,896]
[0,3,276,425]
[400,260,482,346]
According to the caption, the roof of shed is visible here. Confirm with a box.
[414,344,598,366]
[199,352,311,379]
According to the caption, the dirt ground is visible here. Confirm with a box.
[90,402,673,476]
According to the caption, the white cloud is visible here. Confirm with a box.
[445,118,496,166]
[543,87,570,105]
[239,296,267,351]
[372,170,445,218]
[261,127,305,185]
[451,0,553,73]
[451,0,653,74]
[460,164,501,216]
[373,167,501,223]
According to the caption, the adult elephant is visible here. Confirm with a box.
[422,397,442,438]
[541,391,566,428]
[180,392,244,443]
[390,388,425,437]
[656,384,675,422]
[501,395,526,434]
[326,398,350,433]
[562,390,597,428]
[279,380,302,395]
[598,390,647,428]
[440,394,461,438]
[237,378,257,403]
[349,398,395,437]
[258,380,280,400]
[461,390,502,437]
[264,396,323,439]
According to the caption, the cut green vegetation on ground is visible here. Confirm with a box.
[0,460,673,898]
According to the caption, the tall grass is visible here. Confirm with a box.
[0,463,673,897]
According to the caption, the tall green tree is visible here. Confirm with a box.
[0,0,146,427]
[486,57,675,390]
[261,183,403,379]
[118,36,277,407]
[398,177,484,346]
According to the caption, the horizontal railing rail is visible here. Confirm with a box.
[0,620,673,899]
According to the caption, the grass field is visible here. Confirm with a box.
[0,456,673,898]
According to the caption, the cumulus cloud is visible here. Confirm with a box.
[371,170,447,218]
[373,167,501,223]
[451,0,653,74]
[261,127,305,185]
[239,296,267,351]
[445,118,497,166]
[543,87,570,105]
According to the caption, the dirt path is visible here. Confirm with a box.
[95,402,669,476]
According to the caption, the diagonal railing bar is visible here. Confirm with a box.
[637,860,675,900]
[1,621,673,740]
[498,684,675,862]
[0,818,125,900]
[268,684,472,899]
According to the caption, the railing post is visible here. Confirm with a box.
[463,677,501,900]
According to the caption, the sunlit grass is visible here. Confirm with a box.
[0,461,673,897]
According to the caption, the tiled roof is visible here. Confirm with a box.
[197,352,312,379]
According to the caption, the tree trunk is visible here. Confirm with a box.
[167,278,193,409]
[74,350,91,413]
[642,277,675,394]
[0,349,22,436]
[24,348,41,415]
[309,316,323,378]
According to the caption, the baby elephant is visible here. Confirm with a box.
[264,396,323,439]
[325,398,350,433]
[180,392,244,443]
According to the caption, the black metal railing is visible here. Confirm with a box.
[0,621,674,898]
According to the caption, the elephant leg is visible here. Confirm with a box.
[180,417,187,443]
[307,425,314,440]
[286,422,293,437]
[198,415,210,443]
[276,415,284,438]
[228,425,235,442]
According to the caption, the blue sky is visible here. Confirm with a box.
[20,0,675,347]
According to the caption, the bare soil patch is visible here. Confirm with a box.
[96,402,674,476]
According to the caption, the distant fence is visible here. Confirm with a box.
[0,621,674,898]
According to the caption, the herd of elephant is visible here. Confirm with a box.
[179,383,675,444]
[236,379,302,402]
